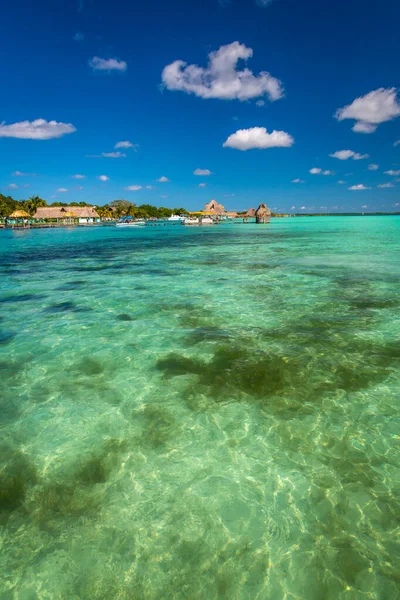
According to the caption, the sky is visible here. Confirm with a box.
[1,0,400,213]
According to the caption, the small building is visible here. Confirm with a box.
[33,206,100,224]
[255,203,271,224]
[67,206,101,224]
[204,199,225,216]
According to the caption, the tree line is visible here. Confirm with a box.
[0,194,188,219]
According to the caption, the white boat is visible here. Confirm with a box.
[115,218,146,227]
[167,214,185,222]
[200,216,214,225]
[182,217,200,225]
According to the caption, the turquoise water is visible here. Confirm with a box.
[1,217,400,599]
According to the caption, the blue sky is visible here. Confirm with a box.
[1,0,400,212]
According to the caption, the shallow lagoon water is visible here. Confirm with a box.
[1,217,399,599]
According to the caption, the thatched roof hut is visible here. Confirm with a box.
[33,206,100,221]
[255,203,271,224]
[204,199,225,216]
[246,208,256,218]
[8,209,31,218]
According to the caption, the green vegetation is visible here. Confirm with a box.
[0,193,188,219]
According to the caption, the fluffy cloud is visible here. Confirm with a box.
[377,182,394,188]
[115,140,137,149]
[162,41,283,102]
[102,152,126,158]
[338,180,347,184]
[352,122,377,134]
[194,168,212,176]
[335,88,400,133]
[384,169,400,176]
[8,183,18,189]
[157,176,170,182]
[72,174,86,179]
[57,188,68,192]
[329,150,369,160]
[309,168,333,175]
[348,184,370,190]
[292,178,304,183]
[125,185,142,191]
[198,183,207,187]
[146,185,154,190]
[12,170,36,176]
[368,164,379,171]
[0,119,76,140]
[362,205,368,208]
[256,100,265,107]
[223,127,293,151]
[98,175,109,181]
[89,57,127,72]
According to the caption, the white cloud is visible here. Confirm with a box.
[146,185,154,189]
[255,100,265,107]
[157,176,170,182]
[162,41,283,102]
[378,182,394,188]
[368,164,379,171]
[384,169,400,176]
[125,185,142,191]
[348,184,370,190]
[194,168,212,176]
[335,88,400,133]
[292,178,304,183]
[352,122,377,134]
[89,57,127,72]
[12,170,36,176]
[329,149,369,160]
[57,187,68,192]
[102,151,126,158]
[291,206,296,210]
[98,175,109,181]
[72,174,86,179]
[223,127,293,151]
[8,183,18,189]
[199,183,207,187]
[73,32,84,41]
[115,140,137,149]
[300,206,306,210]
[338,180,347,184]
[394,140,400,147]
[160,195,168,199]
[310,168,333,175]
[0,119,76,140]
[362,205,368,208]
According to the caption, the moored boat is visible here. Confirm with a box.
[167,214,185,222]
[182,217,200,225]
[115,217,146,227]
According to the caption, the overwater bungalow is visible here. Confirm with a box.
[6,209,31,227]
[33,206,100,224]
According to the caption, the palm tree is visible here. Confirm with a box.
[22,195,47,215]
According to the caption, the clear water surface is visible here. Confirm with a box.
[1,217,399,599]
